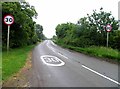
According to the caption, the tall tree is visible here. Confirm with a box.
[2,2,40,48]
[55,8,119,49]
[35,24,45,40]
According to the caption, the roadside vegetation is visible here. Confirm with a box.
[2,45,35,81]
[2,2,46,49]
[2,2,46,81]
[53,8,120,62]
[55,41,119,62]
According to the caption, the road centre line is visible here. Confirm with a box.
[47,43,56,53]
[51,41,57,46]
[46,42,68,59]
[51,49,56,53]
[82,65,120,85]
[57,53,68,59]
[46,41,119,85]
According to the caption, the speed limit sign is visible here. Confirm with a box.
[4,15,14,25]
[106,24,112,47]
[4,14,14,52]
[106,24,112,32]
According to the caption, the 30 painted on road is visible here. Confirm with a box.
[40,55,65,66]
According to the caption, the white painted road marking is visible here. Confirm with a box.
[57,53,68,59]
[82,65,120,85]
[51,41,57,46]
[46,41,68,59]
[46,42,56,52]
[41,55,65,66]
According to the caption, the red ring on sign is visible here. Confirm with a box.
[106,24,112,32]
[4,14,14,26]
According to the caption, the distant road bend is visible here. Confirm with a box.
[31,40,119,87]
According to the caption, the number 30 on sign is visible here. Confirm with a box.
[4,15,14,25]
[4,14,14,52]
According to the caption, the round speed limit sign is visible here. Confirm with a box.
[106,24,112,32]
[4,15,14,25]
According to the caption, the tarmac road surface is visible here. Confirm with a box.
[31,40,119,87]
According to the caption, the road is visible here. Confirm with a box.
[31,40,119,87]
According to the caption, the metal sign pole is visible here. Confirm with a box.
[7,25,10,52]
[4,15,14,53]
[106,32,109,47]
[106,24,112,48]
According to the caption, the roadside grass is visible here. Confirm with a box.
[2,45,35,81]
[55,42,120,62]
[0,51,2,84]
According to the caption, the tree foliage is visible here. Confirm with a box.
[2,2,44,49]
[35,24,46,40]
[55,8,119,50]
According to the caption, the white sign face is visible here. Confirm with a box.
[4,15,14,25]
[40,55,65,66]
[106,24,112,32]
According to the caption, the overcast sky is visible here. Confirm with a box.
[26,0,119,38]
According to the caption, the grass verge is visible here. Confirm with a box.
[55,42,120,63]
[2,45,35,81]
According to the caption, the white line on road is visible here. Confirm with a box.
[51,49,56,53]
[46,42,49,48]
[50,41,57,46]
[46,41,68,59]
[82,65,120,85]
[57,53,68,59]
[46,42,56,52]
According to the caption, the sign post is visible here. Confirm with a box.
[106,32,109,47]
[7,25,10,52]
[4,15,14,52]
[106,24,112,47]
